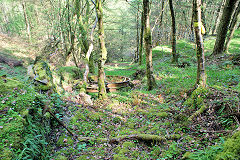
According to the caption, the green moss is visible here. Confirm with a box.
[167,134,181,140]
[33,61,55,91]
[87,112,102,121]
[122,141,135,148]
[0,76,23,93]
[0,148,13,160]
[118,148,129,155]
[54,155,68,160]
[215,131,240,160]
[113,116,123,124]
[57,134,74,146]
[76,155,90,160]
[184,87,209,109]
[113,154,129,160]
[156,112,168,118]
[182,152,191,159]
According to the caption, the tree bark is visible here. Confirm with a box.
[212,0,238,55]
[143,0,156,90]
[224,1,240,52]
[169,0,177,63]
[211,0,226,35]
[193,0,206,88]
[135,3,140,63]
[139,12,144,65]
[96,0,107,99]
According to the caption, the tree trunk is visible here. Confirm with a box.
[169,0,177,63]
[139,11,144,65]
[224,1,240,52]
[143,0,156,90]
[135,4,140,63]
[193,0,206,88]
[211,0,226,35]
[212,0,238,55]
[22,0,31,41]
[96,0,107,99]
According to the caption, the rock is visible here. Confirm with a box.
[27,65,34,78]
[76,92,93,106]
[32,60,56,91]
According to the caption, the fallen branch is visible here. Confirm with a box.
[199,130,232,133]
[42,106,75,137]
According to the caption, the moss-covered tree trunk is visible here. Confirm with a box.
[212,0,238,55]
[96,0,107,99]
[224,1,240,52]
[143,0,156,90]
[169,0,177,63]
[193,0,206,88]
[139,12,144,65]
[135,4,140,63]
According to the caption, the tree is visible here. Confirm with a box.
[96,0,107,99]
[139,11,144,65]
[22,0,31,41]
[224,1,240,52]
[143,0,156,90]
[212,0,238,55]
[169,0,177,63]
[193,0,206,88]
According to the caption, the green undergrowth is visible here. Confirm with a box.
[0,78,62,160]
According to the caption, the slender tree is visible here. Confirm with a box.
[224,1,240,52]
[212,0,238,55]
[169,0,177,63]
[96,0,107,99]
[135,3,140,63]
[22,0,31,41]
[143,0,156,90]
[139,11,144,65]
[193,0,206,88]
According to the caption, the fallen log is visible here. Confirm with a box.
[0,55,23,67]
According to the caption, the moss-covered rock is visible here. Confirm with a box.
[32,60,56,91]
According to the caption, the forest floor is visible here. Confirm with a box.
[0,31,240,160]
